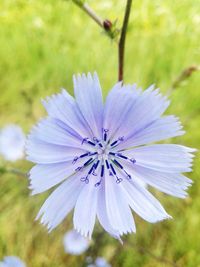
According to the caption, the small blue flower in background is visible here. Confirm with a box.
[63,229,90,255]
[95,257,111,267]
[86,257,111,267]
[0,124,25,162]
[27,72,195,241]
[0,256,26,267]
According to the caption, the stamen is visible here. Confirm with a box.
[88,163,96,175]
[124,169,132,179]
[116,177,123,184]
[92,160,100,176]
[81,137,96,147]
[75,166,84,172]
[72,156,79,164]
[88,140,96,146]
[110,136,124,147]
[110,163,116,175]
[84,158,93,166]
[98,143,103,148]
[100,165,104,177]
[95,181,101,187]
[94,163,104,187]
[110,140,118,147]
[103,129,109,142]
[116,153,128,160]
[109,152,136,164]
[112,156,132,180]
[130,158,136,164]
[110,163,123,184]
[72,152,97,165]
[113,159,123,169]
[80,152,91,158]
[89,152,98,156]
[105,159,110,169]
[80,176,89,184]
[93,136,103,148]
[81,137,89,144]
[93,137,99,143]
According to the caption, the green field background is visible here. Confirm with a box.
[0,0,200,266]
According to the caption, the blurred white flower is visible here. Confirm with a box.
[95,257,111,267]
[63,230,90,255]
[0,124,25,162]
[0,256,26,267]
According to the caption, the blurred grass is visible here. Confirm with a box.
[0,0,200,266]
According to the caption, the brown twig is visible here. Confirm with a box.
[118,0,132,82]
[172,65,199,89]
[167,65,199,95]
[71,0,118,39]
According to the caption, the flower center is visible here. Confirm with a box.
[72,129,136,187]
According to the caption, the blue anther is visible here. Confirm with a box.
[84,158,93,166]
[117,153,128,160]
[113,159,123,169]
[110,140,118,147]
[75,166,83,172]
[80,152,90,158]
[130,158,136,164]
[100,165,105,177]
[110,164,116,175]
[81,137,89,144]
[103,129,109,142]
[105,160,110,169]
[88,140,96,146]
[95,181,101,187]
[72,156,79,164]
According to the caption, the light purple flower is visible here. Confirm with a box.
[0,256,26,267]
[86,257,111,267]
[95,257,111,267]
[27,72,195,241]
[0,124,25,162]
[63,229,90,255]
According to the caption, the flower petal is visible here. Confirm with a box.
[36,175,84,231]
[26,138,87,164]
[73,178,98,238]
[29,157,88,194]
[124,144,195,173]
[73,73,103,138]
[125,164,192,198]
[96,181,122,242]
[42,89,92,138]
[105,168,136,235]
[117,115,184,149]
[122,179,171,223]
[103,83,141,139]
[111,86,170,142]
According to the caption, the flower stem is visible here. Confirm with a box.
[73,0,103,27]
[71,0,118,39]
[118,0,132,82]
